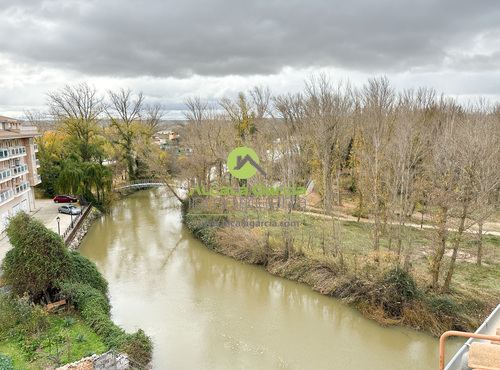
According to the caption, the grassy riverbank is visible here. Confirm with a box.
[183,201,500,337]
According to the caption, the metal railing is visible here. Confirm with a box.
[0,169,11,180]
[126,178,166,185]
[9,146,26,156]
[117,178,167,190]
[14,181,30,194]
[63,204,93,246]
[440,330,500,369]
[12,164,28,176]
[0,189,13,203]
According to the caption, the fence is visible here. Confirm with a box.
[62,204,93,246]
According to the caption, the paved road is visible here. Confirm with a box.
[0,199,80,261]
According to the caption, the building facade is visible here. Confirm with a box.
[0,115,41,231]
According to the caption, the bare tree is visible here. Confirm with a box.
[356,76,395,252]
[144,101,165,133]
[386,87,435,261]
[106,88,146,179]
[47,82,105,162]
[183,96,235,189]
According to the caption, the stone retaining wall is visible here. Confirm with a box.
[56,352,130,370]
[68,209,102,250]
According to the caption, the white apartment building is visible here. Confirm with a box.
[0,115,41,231]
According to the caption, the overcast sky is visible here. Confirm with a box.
[1,0,500,119]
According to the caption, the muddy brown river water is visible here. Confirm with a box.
[79,189,463,369]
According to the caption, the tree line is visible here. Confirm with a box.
[179,74,500,293]
[26,77,500,292]
[26,83,169,210]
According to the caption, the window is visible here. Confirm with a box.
[32,155,35,161]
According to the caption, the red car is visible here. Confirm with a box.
[53,195,77,203]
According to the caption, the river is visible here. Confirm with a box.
[79,188,463,369]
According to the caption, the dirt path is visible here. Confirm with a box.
[295,206,500,237]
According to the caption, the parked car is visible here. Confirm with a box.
[58,205,82,215]
[54,195,77,203]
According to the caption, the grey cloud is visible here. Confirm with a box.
[1,0,500,78]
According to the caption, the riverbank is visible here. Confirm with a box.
[0,212,152,369]
[183,200,500,337]
[78,188,465,369]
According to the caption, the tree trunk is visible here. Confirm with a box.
[441,204,467,292]
[165,182,184,203]
[357,191,363,222]
[477,220,484,266]
[403,224,413,271]
[431,207,448,290]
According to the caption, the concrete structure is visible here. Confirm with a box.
[56,352,131,370]
[0,115,41,232]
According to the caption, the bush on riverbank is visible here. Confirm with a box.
[183,206,495,337]
[64,251,108,295]
[0,212,153,367]
[2,212,70,302]
[59,281,153,365]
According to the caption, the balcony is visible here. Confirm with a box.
[0,169,11,184]
[0,188,14,204]
[9,146,27,158]
[34,144,39,152]
[37,174,41,183]
[12,164,28,176]
[36,159,40,168]
[14,181,30,195]
[0,149,9,160]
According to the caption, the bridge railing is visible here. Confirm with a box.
[124,178,166,186]
[115,179,191,193]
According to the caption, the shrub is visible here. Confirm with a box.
[58,281,152,362]
[2,212,70,301]
[427,295,458,315]
[0,355,14,370]
[65,317,76,327]
[58,282,111,318]
[119,329,153,366]
[65,251,108,295]
[379,268,420,316]
[0,295,47,337]
[184,213,220,250]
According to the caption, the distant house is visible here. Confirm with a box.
[169,132,179,142]
[152,131,186,153]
